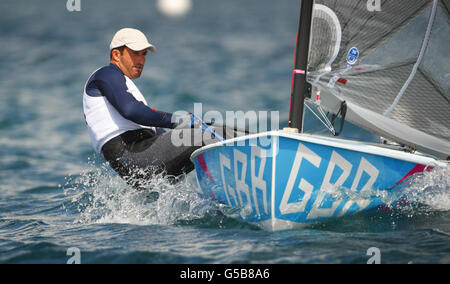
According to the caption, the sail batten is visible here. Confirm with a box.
[306,0,450,158]
[384,0,438,117]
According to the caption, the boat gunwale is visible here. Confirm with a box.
[190,131,446,167]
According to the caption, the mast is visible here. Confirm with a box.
[288,0,314,132]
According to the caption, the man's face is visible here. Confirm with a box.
[114,47,148,79]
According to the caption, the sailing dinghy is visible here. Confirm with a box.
[191,0,449,230]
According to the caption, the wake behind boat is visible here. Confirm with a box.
[191,0,449,230]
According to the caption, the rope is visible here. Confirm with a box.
[190,114,225,141]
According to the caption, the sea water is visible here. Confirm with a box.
[0,0,449,264]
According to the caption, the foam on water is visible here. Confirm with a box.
[63,158,216,226]
[393,164,450,212]
[334,164,450,219]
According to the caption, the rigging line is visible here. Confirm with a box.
[191,114,225,141]
[304,102,336,135]
[317,104,335,131]
[384,0,438,117]
[319,110,335,133]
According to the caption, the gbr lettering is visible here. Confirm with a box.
[219,147,269,218]
[219,143,380,219]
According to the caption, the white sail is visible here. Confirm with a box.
[307,0,450,158]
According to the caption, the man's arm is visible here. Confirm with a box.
[92,67,176,129]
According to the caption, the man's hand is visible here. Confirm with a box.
[173,113,198,129]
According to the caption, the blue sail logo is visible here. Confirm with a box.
[347,47,359,65]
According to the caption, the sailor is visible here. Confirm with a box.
[83,28,228,188]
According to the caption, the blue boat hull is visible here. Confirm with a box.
[191,131,441,230]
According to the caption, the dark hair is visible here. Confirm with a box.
[110,45,126,60]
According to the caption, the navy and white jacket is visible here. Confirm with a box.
[83,64,174,153]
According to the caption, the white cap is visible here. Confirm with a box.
[110,28,156,52]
